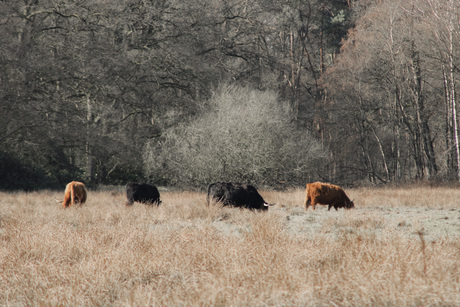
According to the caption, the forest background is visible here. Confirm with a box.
[0,0,458,190]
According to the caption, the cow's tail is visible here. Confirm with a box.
[70,184,75,206]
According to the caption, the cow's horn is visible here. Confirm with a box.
[264,203,275,207]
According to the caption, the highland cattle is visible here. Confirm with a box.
[62,181,87,208]
[207,182,273,211]
[126,182,161,206]
[305,182,354,211]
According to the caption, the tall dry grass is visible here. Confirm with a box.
[0,187,459,306]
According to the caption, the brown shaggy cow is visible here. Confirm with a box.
[305,182,354,211]
[62,181,87,208]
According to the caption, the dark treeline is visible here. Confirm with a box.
[0,0,458,190]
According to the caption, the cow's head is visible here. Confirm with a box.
[346,200,355,209]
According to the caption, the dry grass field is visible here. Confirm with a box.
[0,186,459,306]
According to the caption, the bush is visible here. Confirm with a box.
[0,151,60,190]
[144,84,326,188]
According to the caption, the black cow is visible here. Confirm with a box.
[125,183,161,206]
[206,182,273,211]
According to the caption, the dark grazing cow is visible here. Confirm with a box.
[206,182,273,211]
[125,182,161,206]
[305,182,354,211]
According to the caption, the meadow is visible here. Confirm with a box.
[0,186,459,306]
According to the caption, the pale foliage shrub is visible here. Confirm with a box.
[0,187,459,306]
[144,84,325,187]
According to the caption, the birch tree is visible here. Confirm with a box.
[424,0,459,179]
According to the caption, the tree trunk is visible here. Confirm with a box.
[410,44,437,178]
[86,95,95,183]
[369,123,390,182]
[447,6,458,180]
[443,66,456,178]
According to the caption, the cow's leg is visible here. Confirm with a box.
[309,196,320,210]
[328,205,332,211]
[62,198,70,208]
[81,192,87,205]
[70,185,75,207]
[305,197,311,211]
